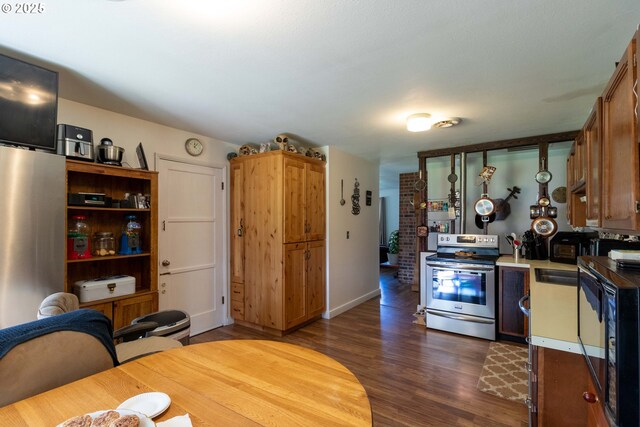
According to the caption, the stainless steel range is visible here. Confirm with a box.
[424,234,499,340]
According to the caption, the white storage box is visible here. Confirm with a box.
[74,275,135,303]
[609,250,640,261]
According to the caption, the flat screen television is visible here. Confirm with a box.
[0,53,58,152]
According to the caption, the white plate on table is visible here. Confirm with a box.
[117,392,171,419]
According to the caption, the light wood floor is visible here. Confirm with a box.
[192,268,528,426]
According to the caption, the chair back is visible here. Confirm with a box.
[0,310,117,406]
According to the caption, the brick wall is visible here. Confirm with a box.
[398,172,418,285]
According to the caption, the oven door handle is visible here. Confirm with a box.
[518,295,530,317]
[426,309,495,324]
[426,263,495,272]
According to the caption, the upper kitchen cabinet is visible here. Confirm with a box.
[601,34,639,231]
[585,98,603,228]
[283,157,325,243]
[571,131,586,192]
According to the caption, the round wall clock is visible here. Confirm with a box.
[185,138,203,156]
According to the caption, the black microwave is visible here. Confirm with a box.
[577,256,639,426]
[550,232,597,264]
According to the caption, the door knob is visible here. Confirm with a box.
[162,259,171,266]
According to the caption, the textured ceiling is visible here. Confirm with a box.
[1,0,639,189]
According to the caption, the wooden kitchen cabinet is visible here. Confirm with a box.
[284,157,325,243]
[65,160,159,330]
[531,346,589,426]
[585,371,609,427]
[230,151,326,334]
[601,35,639,231]
[571,131,586,192]
[585,98,603,228]
[498,267,528,342]
[283,240,326,329]
[112,292,157,330]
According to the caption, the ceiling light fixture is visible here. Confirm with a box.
[432,117,461,128]
[406,113,432,132]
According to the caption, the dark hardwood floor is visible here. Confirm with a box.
[192,268,528,426]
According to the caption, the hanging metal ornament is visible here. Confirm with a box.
[351,178,361,215]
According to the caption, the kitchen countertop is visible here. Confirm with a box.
[497,256,580,353]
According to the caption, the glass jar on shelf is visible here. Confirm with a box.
[67,215,91,260]
[119,215,142,255]
[92,232,116,257]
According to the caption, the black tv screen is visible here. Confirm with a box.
[0,53,58,151]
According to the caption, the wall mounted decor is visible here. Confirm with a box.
[366,190,372,206]
[351,178,360,215]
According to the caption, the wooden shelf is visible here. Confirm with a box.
[66,253,151,264]
[68,206,151,212]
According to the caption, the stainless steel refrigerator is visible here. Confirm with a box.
[0,146,64,328]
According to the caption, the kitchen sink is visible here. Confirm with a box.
[534,268,578,286]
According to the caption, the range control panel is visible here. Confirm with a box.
[437,234,499,248]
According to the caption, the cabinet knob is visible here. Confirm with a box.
[162,259,171,266]
[582,392,598,404]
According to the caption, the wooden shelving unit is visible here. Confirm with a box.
[64,160,158,330]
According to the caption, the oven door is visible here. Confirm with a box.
[425,261,495,319]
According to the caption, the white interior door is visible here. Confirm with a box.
[157,158,225,335]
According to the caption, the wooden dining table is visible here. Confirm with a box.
[0,340,372,426]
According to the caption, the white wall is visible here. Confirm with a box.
[463,142,573,253]
[379,188,399,242]
[379,142,574,254]
[58,98,238,167]
[324,146,380,318]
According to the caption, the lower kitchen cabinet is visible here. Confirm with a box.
[498,267,529,342]
[531,346,589,426]
[585,372,609,427]
[83,292,158,331]
[284,240,325,329]
[230,282,245,320]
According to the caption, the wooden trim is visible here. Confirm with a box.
[417,130,579,159]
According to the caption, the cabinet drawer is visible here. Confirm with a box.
[231,282,244,302]
[231,299,244,320]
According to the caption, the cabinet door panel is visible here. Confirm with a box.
[585,98,602,228]
[284,158,306,243]
[83,302,113,325]
[602,39,639,230]
[230,162,244,283]
[284,243,307,329]
[306,240,325,319]
[243,155,283,329]
[306,163,325,241]
[498,267,528,339]
[113,293,157,331]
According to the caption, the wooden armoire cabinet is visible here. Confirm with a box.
[230,150,326,334]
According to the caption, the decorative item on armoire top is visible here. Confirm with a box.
[239,144,258,156]
[366,190,372,206]
[227,152,238,161]
[259,142,272,153]
[274,134,288,150]
[351,178,360,215]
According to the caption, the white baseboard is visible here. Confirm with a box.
[323,288,381,319]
